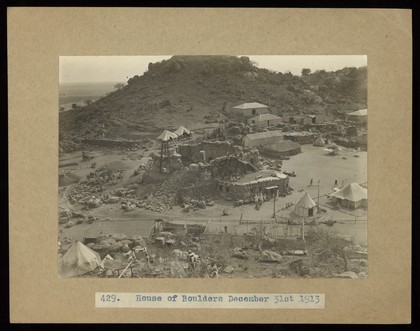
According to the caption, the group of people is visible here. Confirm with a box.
[253,193,266,210]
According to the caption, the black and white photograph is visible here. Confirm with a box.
[58,55,368,279]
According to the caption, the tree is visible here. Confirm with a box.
[302,68,311,76]
[85,99,92,105]
[71,103,78,109]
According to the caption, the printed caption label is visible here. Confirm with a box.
[96,292,325,309]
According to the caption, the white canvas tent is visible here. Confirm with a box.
[329,183,367,209]
[174,125,191,137]
[59,241,101,277]
[157,130,178,142]
[294,192,318,217]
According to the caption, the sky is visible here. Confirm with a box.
[59,55,367,83]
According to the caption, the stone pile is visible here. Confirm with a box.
[68,166,125,206]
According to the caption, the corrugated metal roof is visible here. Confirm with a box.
[243,130,284,141]
[233,102,268,109]
[248,113,281,121]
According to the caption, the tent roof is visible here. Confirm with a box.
[233,102,268,110]
[348,109,367,116]
[157,129,178,142]
[174,125,191,136]
[59,241,101,277]
[243,130,284,141]
[329,183,367,202]
[295,192,317,209]
[248,113,282,122]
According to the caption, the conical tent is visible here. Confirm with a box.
[157,130,178,142]
[294,192,318,217]
[174,125,191,136]
[313,136,326,147]
[59,241,101,277]
[329,183,367,208]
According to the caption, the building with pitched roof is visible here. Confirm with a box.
[232,102,269,118]
[247,113,282,129]
[243,130,284,148]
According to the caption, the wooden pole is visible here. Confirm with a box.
[160,142,164,172]
[317,179,320,211]
[302,217,305,241]
[118,260,133,279]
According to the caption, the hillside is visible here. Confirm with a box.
[59,55,367,145]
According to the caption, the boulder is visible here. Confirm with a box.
[99,238,118,247]
[131,235,146,247]
[107,242,124,253]
[64,221,74,228]
[122,244,130,253]
[107,196,120,203]
[223,265,235,274]
[87,197,102,208]
[189,163,200,172]
[259,250,282,262]
[358,272,368,279]
[119,239,133,247]
[110,233,128,241]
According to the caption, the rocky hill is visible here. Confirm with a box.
[59,55,367,147]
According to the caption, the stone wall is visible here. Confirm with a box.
[178,140,237,164]
[218,176,289,200]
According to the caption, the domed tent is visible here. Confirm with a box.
[294,192,318,217]
[262,140,301,158]
[329,183,367,209]
[313,136,326,147]
[59,241,101,277]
